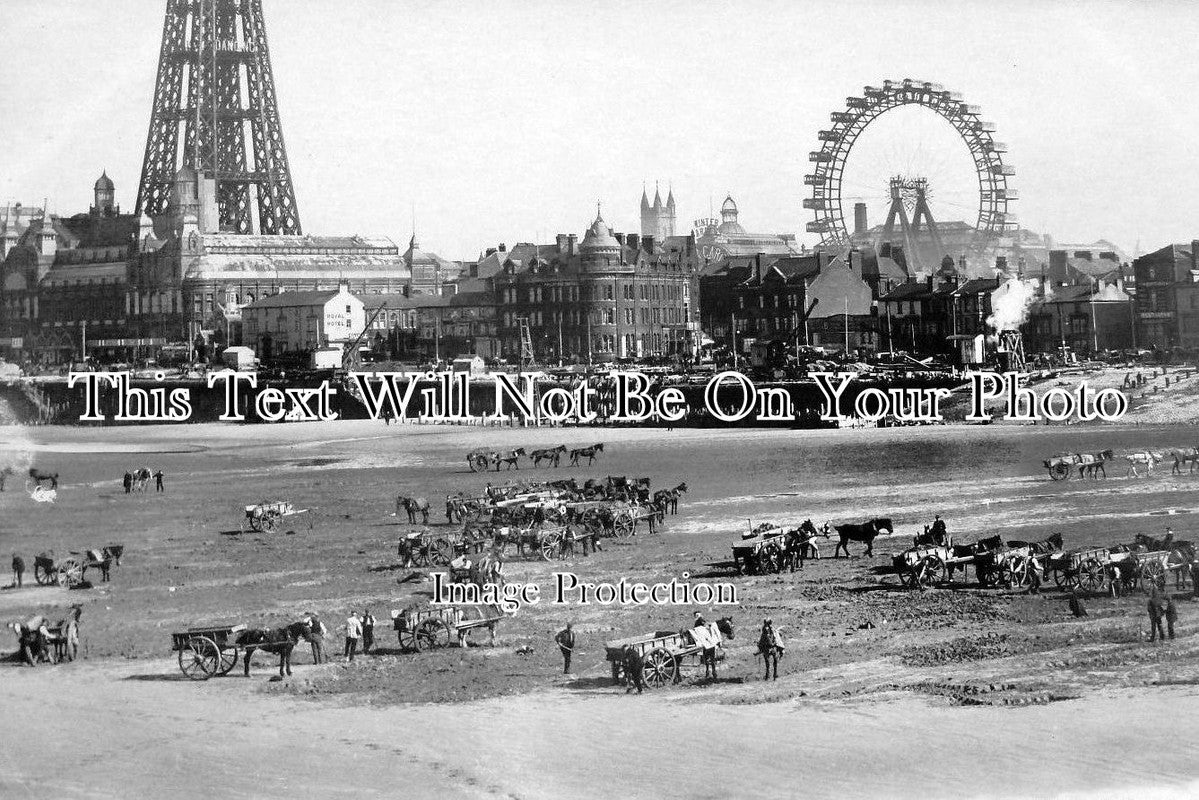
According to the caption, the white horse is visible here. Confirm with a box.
[1126,451,1164,477]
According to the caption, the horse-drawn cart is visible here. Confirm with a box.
[732,524,787,575]
[398,529,482,567]
[567,500,636,539]
[33,546,123,588]
[391,604,505,651]
[171,623,246,680]
[605,619,733,688]
[243,500,311,533]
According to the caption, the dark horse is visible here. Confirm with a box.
[568,443,605,467]
[833,519,887,557]
[1135,533,1196,588]
[396,495,430,524]
[493,448,526,471]
[28,468,59,489]
[530,445,567,468]
[235,620,313,677]
[783,520,827,571]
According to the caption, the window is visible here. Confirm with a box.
[603,308,615,325]
[604,285,614,301]
[625,309,634,325]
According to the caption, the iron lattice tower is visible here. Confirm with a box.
[136,0,302,235]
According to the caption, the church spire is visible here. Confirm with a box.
[640,183,650,213]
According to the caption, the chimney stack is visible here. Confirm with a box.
[556,234,569,254]
[643,235,655,254]
[567,234,577,255]
[627,233,639,251]
[853,202,868,236]
[1191,240,1199,271]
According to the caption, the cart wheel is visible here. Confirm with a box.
[249,512,264,532]
[917,556,945,589]
[261,512,280,533]
[540,531,563,561]
[430,538,453,566]
[643,648,676,688]
[469,454,490,473]
[1050,566,1068,589]
[1079,558,1106,593]
[1140,559,1166,590]
[34,562,56,585]
[397,624,418,652]
[897,565,916,588]
[614,514,635,538]
[415,619,450,650]
[1049,463,1070,481]
[218,646,239,676]
[56,559,82,588]
[179,636,220,680]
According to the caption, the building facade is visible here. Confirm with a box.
[241,285,367,358]
[490,211,701,363]
[1133,242,1198,350]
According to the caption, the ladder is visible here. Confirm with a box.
[516,315,534,369]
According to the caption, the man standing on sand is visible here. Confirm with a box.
[344,611,362,662]
[445,495,454,524]
[623,644,646,694]
[1165,593,1178,640]
[361,609,376,654]
[308,614,328,664]
[1148,587,1167,642]
[123,472,132,494]
[154,470,165,492]
[555,623,575,674]
[11,554,25,588]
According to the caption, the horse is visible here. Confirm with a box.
[1135,533,1195,588]
[1171,447,1199,475]
[663,483,688,515]
[833,519,885,557]
[1077,449,1115,479]
[396,495,430,524]
[530,445,566,468]
[235,619,313,677]
[27,468,59,489]
[783,520,827,571]
[130,467,151,492]
[46,605,82,663]
[493,448,526,471]
[1004,532,1064,555]
[949,534,1004,583]
[1125,451,1164,478]
[568,443,604,467]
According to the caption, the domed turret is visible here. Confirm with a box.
[717,194,745,234]
[92,170,116,217]
[581,208,619,252]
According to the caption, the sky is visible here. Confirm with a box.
[2,0,1198,261]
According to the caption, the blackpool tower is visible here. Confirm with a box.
[135,0,302,235]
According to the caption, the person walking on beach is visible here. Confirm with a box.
[154,470,165,492]
[555,623,575,674]
[344,611,362,662]
[11,554,25,588]
[122,472,132,494]
[361,609,376,654]
[1148,587,1168,642]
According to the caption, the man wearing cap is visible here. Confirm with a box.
[555,623,576,674]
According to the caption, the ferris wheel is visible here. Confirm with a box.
[804,78,1016,250]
